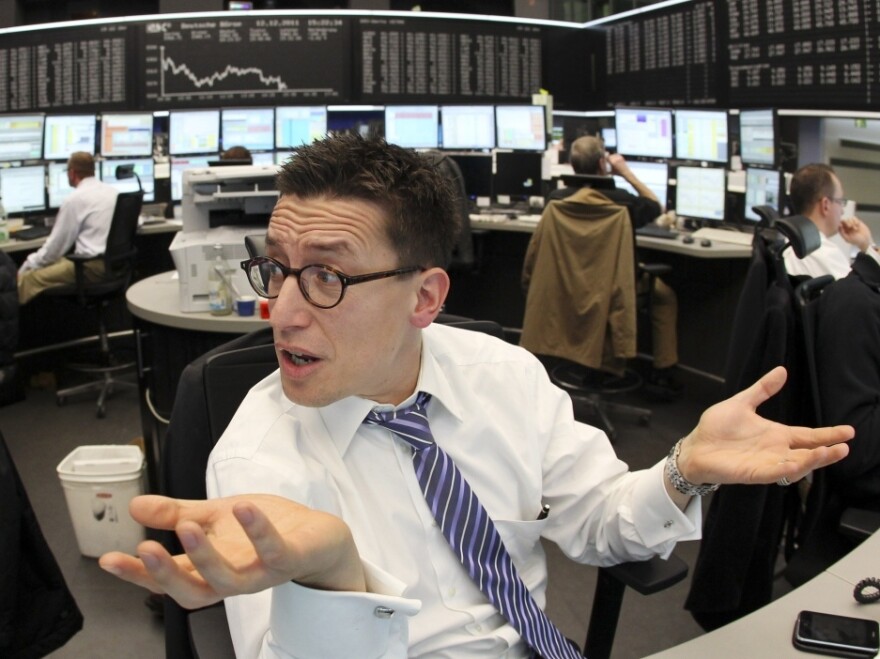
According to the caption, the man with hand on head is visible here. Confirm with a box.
[100,135,852,659]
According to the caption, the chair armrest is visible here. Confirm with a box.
[638,263,673,278]
[839,508,880,542]
[604,552,689,595]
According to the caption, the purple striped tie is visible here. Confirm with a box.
[365,392,580,659]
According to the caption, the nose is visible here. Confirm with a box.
[268,274,313,329]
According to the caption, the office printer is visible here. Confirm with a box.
[170,165,279,312]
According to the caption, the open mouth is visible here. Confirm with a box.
[283,349,318,366]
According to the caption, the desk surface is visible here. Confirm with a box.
[0,218,181,253]
[127,271,269,334]
[470,215,753,259]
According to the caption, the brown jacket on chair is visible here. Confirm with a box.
[520,186,637,372]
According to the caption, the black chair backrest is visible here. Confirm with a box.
[103,190,144,281]
[559,173,616,190]
[245,233,265,258]
[794,274,835,427]
[424,150,475,271]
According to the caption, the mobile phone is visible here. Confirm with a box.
[793,610,879,657]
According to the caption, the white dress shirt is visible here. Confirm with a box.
[782,232,852,280]
[207,323,701,658]
[19,176,118,274]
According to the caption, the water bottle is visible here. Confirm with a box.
[0,196,8,243]
[208,244,232,316]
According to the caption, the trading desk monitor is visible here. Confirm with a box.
[448,153,493,199]
[0,114,44,162]
[440,106,495,150]
[675,166,726,223]
[101,158,156,203]
[494,151,543,199]
[614,107,673,159]
[613,161,669,207]
[222,107,275,152]
[744,168,783,222]
[739,109,776,167]
[601,127,617,150]
[43,114,97,161]
[170,156,212,202]
[0,165,46,215]
[674,109,729,163]
[384,106,439,149]
[47,161,74,208]
[495,105,546,151]
[100,113,153,157]
[169,110,220,156]
[275,106,327,148]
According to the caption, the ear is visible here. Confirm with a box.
[411,268,450,329]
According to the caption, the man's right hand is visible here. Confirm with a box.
[99,494,366,610]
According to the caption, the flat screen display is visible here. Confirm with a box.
[613,161,669,207]
[440,106,495,150]
[614,108,673,159]
[0,165,46,215]
[384,106,439,149]
[674,109,728,163]
[744,167,782,222]
[101,158,155,203]
[494,151,543,198]
[100,113,154,157]
[275,106,327,148]
[739,109,776,167]
[47,161,74,209]
[222,108,275,152]
[675,165,726,222]
[43,114,97,160]
[449,153,493,198]
[0,114,44,162]
[495,105,546,151]
[169,110,220,156]
[170,156,212,202]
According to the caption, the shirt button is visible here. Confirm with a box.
[663,520,673,529]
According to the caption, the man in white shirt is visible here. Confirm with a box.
[784,163,880,279]
[100,135,853,658]
[17,152,118,304]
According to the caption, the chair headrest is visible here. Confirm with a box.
[245,234,266,258]
[775,215,821,259]
[750,205,780,227]
[559,174,616,190]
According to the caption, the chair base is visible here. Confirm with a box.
[56,363,137,419]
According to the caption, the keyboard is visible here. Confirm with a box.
[14,225,51,241]
[691,227,754,246]
[635,224,678,240]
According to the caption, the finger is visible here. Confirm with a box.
[784,424,854,450]
[129,495,223,530]
[99,550,166,593]
[767,443,850,483]
[732,366,787,409]
[136,537,221,610]
[175,519,251,596]
[233,501,292,571]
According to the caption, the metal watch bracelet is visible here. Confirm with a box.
[665,438,720,497]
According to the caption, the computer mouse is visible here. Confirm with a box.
[682,235,695,244]
[701,238,712,247]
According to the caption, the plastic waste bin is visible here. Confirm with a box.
[57,444,146,558]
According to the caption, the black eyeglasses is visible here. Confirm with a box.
[240,256,423,309]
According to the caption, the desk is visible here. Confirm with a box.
[646,532,880,658]
[0,218,182,254]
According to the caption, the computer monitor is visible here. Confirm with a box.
[169,110,220,156]
[170,156,212,202]
[494,151,543,199]
[744,167,783,222]
[43,114,97,161]
[0,165,46,215]
[47,161,74,209]
[613,161,669,207]
[601,127,617,150]
[221,108,275,152]
[274,151,294,165]
[448,153,493,199]
[100,112,154,157]
[275,106,328,148]
[675,165,726,223]
[739,109,777,167]
[384,106,439,149]
[100,158,155,203]
[440,106,495,150]
[674,109,729,163]
[251,151,275,166]
[495,105,546,151]
[614,107,673,159]
[0,114,44,162]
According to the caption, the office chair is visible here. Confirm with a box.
[46,190,144,417]
[424,150,476,272]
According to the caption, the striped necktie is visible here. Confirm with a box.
[364,392,580,659]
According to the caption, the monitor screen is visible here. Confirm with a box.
[170,156,212,202]
[495,105,546,151]
[601,127,617,150]
[0,165,46,215]
[169,110,220,155]
[0,114,44,162]
[100,112,154,157]
[384,106,439,149]
[675,166,726,222]
[739,109,776,167]
[275,106,327,148]
[614,108,673,159]
[101,158,155,203]
[251,151,275,166]
[744,167,783,222]
[440,106,495,150]
[274,151,294,165]
[47,161,74,209]
[448,153,493,198]
[43,114,97,161]
[674,109,729,163]
[494,151,543,198]
[613,161,669,207]
[222,108,275,152]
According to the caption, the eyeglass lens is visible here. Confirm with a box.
[248,260,343,307]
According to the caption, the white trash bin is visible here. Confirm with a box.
[57,444,147,558]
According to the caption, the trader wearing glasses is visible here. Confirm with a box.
[784,163,880,279]
[100,135,852,659]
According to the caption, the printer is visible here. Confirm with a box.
[170,164,279,312]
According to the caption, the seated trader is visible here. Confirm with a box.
[551,135,681,397]
[17,152,118,304]
[100,135,852,659]
[784,163,880,280]
[220,145,253,163]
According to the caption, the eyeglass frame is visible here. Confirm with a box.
[240,256,424,309]
[828,196,849,207]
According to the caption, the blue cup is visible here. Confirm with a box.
[235,296,256,317]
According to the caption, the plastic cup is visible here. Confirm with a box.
[236,296,256,317]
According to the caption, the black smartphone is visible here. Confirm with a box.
[793,610,879,658]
